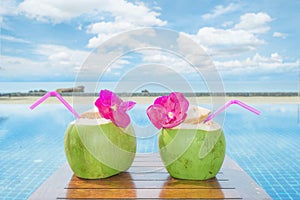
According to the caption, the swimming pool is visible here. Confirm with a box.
[0,103,299,199]
[224,104,300,199]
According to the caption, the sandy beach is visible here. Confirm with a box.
[0,96,299,104]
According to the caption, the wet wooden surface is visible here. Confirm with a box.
[29,154,271,200]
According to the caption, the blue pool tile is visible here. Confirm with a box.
[224,104,300,200]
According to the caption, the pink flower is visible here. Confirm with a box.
[95,90,136,128]
[146,92,189,129]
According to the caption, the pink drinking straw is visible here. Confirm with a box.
[30,91,80,119]
[204,99,260,123]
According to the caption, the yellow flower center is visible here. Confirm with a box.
[111,104,117,111]
[168,111,174,119]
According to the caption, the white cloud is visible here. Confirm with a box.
[36,45,87,64]
[0,44,89,81]
[16,0,166,48]
[86,21,136,47]
[234,12,272,34]
[186,27,265,57]
[135,48,214,82]
[215,52,297,75]
[20,0,165,25]
[194,27,265,47]
[77,24,83,31]
[0,0,17,16]
[0,35,31,43]
[17,0,166,31]
[273,32,287,39]
[182,11,297,79]
[0,55,51,80]
[17,0,101,23]
[201,3,238,20]
[0,0,18,28]
[186,12,272,57]
[85,3,166,48]
[141,50,192,73]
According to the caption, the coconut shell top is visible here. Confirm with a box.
[183,105,211,124]
[80,111,102,119]
[173,105,221,131]
[70,108,111,126]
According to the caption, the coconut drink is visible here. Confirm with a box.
[64,109,136,179]
[147,92,259,180]
[158,106,225,180]
[30,90,137,179]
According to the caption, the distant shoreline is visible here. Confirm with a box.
[0,91,299,97]
[0,95,299,104]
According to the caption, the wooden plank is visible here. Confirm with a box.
[66,177,234,189]
[127,166,168,173]
[68,172,228,182]
[28,155,272,200]
[57,188,241,199]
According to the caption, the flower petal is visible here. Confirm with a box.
[154,95,168,106]
[169,92,189,114]
[112,109,131,128]
[147,92,189,129]
[163,113,187,128]
[146,104,168,129]
[119,101,136,111]
[95,89,135,128]
[100,89,122,107]
[126,101,136,110]
[95,98,113,119]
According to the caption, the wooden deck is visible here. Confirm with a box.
[29,154,271,199]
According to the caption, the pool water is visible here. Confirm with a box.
[0,105,71,199]
[0,104,299,199]
[224,104,300,199]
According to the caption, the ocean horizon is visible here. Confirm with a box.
[0,81,298,94]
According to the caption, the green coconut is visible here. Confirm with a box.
[64,110,136,179]
[159,106,226,180]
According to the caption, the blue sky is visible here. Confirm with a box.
[0,0,299,92]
